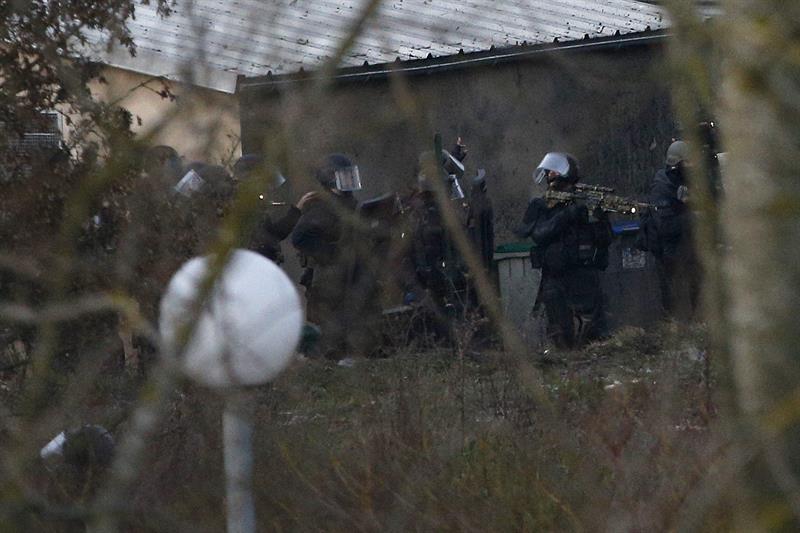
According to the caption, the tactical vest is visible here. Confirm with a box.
[534,219,609,272]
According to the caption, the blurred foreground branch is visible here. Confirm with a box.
[719,0,800,525]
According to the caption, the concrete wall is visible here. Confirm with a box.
[88,67,241,164]
[240,42,675,243]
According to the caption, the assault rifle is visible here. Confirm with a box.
[545,183,653,215]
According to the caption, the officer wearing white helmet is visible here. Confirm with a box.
[517,152,612,348]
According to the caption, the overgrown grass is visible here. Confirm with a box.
[27,321,725,532]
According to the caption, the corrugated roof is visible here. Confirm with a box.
[89,0,669,93]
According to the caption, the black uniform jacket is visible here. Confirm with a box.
[642,167,691,258]
[518,197,611,274]
[250,206,301,262]
[291,192,357,266]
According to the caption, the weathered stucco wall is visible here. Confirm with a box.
[89,67,241,164]
[241,43,674,243]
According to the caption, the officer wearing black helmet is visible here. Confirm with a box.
[404,145,469,330]
[118,145,187,322]
[290,154,366,359]
[466,168,494,277]
[291,153,361,263]
[517,152,612,348]
[40,424,115,526]
[232,153,302,264]
[171,161,238,257]
[143,145,184,188]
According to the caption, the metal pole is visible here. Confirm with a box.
[223,392,256,533]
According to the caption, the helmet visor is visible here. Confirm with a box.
[40,431,67,459]
[334,165,362,191]
[533,153,572,184]
[443,151,465,179]
[174,169,206,197]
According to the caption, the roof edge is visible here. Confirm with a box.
[96,44,239,94]
[239,29,670,91]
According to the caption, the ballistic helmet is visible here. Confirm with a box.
[533,152,580,184]
[40,425,115,469]
[62,426,115,469]
[471,168,487,187]
[233,154,286,190]
[143,145,183,183]
[665,141,689,167]
[232,154,263,179]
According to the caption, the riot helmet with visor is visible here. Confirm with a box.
[316,153,362,192]
[533,152,580,184]
[233,154,286,192]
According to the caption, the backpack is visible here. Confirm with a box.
[635,208,662,257]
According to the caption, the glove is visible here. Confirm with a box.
[452,137,468,162]
[564,203,588,222]
[296,191,319,211]
[592,205,608,221]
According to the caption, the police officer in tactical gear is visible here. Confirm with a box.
[517,152,612,348]
[39,425,115,528]
[116,145,187,345]
[143,145,184,188]
[404,147,469,335]
[416,149,467,200]
[232,154,301,263]
[171,162,238,256]
[467,168,494,277]
[637,140,699,318]
[291,153,369,359]
[291,153,360,265]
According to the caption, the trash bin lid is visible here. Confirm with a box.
[612,220,641,235]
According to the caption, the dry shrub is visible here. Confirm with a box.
[39,323,724,532]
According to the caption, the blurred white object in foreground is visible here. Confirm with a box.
[159,249,303,388]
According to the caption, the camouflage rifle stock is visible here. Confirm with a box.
[545,183,653,215]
